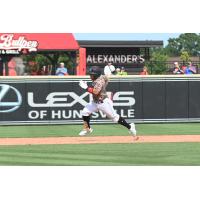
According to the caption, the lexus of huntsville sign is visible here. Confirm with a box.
[0,34,38,54]
[0,80,137,124]
[2,77,200,125]
[87,54,145,64]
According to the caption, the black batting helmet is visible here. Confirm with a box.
[89,66,101,79]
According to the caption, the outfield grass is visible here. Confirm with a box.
[0,142,200,165]
[0,123,200,138]
[0,123,200,165]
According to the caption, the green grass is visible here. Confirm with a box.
[0,123,200,165]
[0,143,200,165]
[0,123,200,138]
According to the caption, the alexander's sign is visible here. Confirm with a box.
[0,34,38,54]
[87,54,145,64]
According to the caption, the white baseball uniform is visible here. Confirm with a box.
[82,75,119,122]
[104,64,116,76]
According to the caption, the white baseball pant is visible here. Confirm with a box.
[82,98,120,122]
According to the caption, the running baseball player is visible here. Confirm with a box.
[78,66,137,138]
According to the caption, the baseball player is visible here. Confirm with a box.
[78,66,137,138]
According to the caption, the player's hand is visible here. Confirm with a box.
[79,80,88,89]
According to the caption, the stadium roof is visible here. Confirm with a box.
[77,40,163,48]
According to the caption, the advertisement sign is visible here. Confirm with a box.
[0,78,138,124]
[0,34,38,54]
[1,77,200,125]
[86,47,146,66]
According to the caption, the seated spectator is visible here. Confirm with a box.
[116,67,128,75]
[7,58,17,76]
[120,67,128,75]
[140,66,149,75]
[116,68,121,75]
[181,65,187,73]
[37,66,46,75]
[184,62,196,74]
[55,62,69,76]
[173,62,184,74]
[30,68,38,76]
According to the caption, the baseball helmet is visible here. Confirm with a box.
[89,66,101,79]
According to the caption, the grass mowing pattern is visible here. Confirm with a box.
[0,123,200,165]
[0,123,200,138]
[0,143,200,165]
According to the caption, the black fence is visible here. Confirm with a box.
[147,61,200,74]
[1,76,200,125]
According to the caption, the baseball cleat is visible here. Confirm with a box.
[129,123,137,136]
[79,128,93,136]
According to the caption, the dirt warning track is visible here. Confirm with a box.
[0,135,200,146]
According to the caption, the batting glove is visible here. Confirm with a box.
[79,80,88,89]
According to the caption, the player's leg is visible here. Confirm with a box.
[98,98,137,136]
[79,101,98,136]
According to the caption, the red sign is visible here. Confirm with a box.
[0,33,79,54]
[0,34,38,54]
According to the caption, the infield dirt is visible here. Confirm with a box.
[0,135,200,145]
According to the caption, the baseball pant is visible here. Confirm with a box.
[82,98,119,122]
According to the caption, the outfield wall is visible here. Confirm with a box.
[1,75,200,125]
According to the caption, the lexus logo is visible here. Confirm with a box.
[0,84,22,113]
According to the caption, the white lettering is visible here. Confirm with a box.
[108,55,114,63]
[127,55,132,63]
[139,55,145,63]
[28,91,135,108]
[0,34,38,52]
[86,54,145,64]
[52,110,61,119]
[99,111,107,118]
[40,110,47,119]
[73,110,82,118]
[87,55,92,63]
[114,55,121,63]
[103,55,109,63]
[62,110,72,119]
[128,109,135,118]
[92,112,99,118]
[121,55,127,63]
[52,110,82,119]
[97,55,103,63]
[28,92,88,108]
[132,55,138,62]
[28,111,40,119]
[120,110,127,118]
[113,92,135,106]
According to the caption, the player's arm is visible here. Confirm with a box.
[91,76,108,95]
[79,80,103,95]
[88,82,102,95]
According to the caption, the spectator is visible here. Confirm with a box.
[7,57,17,76]
[140,66,149,75]
[116,67,128,75]
[120,67,128,75]
[116,68,121,75]
[14,57,26,76]
[37,66,46,75]
[55,62,69,76]
[184,62,196,74]
[173,62,184,74]
[104,62,116,76]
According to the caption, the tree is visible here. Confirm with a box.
[22,52,77,75]
[165,33,200,56]
[148,50,168,74]
[180,51,191,64]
